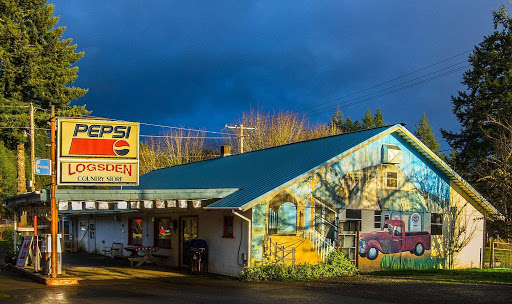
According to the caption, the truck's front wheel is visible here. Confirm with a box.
[414,243,425,256]
[367,247,378,260]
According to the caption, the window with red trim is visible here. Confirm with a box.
[223,216,234,238]
[128,218,143,246]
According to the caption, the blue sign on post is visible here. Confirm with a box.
[35,158,51,175]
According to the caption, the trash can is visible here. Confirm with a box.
[188,239,208,273]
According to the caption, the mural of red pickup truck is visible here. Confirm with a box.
[359,219,431,260]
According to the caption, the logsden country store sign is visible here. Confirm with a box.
[57,118,140,186]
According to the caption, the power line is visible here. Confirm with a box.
[84,115,230,136]
[0,126,50,130]
[309,65,468,116]
[140,135,230,139]
[307,64,469,117]
[300,50,471,113]
[307,61,467,115]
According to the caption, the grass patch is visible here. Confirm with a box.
[372,268,512,285]
[240,250,358,281]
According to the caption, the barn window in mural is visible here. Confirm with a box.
[431,213,443,235]
[374,210,382,229]
[277,202,297,234]
[386,171,398,188]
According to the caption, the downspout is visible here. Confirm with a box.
[233,210,251,267]
[482,215,486,269]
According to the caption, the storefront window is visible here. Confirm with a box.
[155,218,174,248]
[129,218,143,246]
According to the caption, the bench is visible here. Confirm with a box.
[103,242,123,259]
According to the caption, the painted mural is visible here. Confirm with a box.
[251,132,451,270]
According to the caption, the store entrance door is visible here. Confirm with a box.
[180,216,198,267]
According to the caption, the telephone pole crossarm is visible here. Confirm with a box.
[225,124,256,154]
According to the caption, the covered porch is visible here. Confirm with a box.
[5,188,251,277]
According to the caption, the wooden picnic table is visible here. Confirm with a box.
[125,246,162,267]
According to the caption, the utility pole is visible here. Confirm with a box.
[50,105,58,278]
[29,103,35,191]
[225,124,256,153]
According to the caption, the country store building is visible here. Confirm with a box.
[5,124,504,277]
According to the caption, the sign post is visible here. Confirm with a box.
[50,105,57,278]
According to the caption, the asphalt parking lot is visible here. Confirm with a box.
[0,253,510,304]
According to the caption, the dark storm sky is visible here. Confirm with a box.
[51,0,506,148]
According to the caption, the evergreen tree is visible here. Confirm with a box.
[442,6,512,230]
[0,141,17,200]
[353,120,361,131]
[374,108,385,127]
[415,113,440,154]
[442,6,512,175]
[0,0,89,149]
[345,117,354,131]
[361,108,374,129]
[330,105,345,131]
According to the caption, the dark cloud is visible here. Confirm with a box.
[52,0,504,147]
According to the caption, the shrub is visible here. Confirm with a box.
[240,250,358,281]
[0,226,14,254]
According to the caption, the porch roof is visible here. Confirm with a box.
[3,188,239,206]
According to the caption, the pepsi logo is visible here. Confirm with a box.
[412,214,420,223]
[114,140,130,156]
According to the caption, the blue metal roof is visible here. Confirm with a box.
[129,125,395,210]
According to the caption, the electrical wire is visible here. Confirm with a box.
[84,115,230,136]
[307,63,469,115]
[307,64,469,117]
[237,218,244,266]
[300,50,471,112]
[140,135,230,139]
[306,61,468,115]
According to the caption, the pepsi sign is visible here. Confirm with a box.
[57,118,139,186]
[59,119,139,159]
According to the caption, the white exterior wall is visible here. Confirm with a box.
[73,215,130,255]
[450,183,485,269]
[197,209,250,277]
